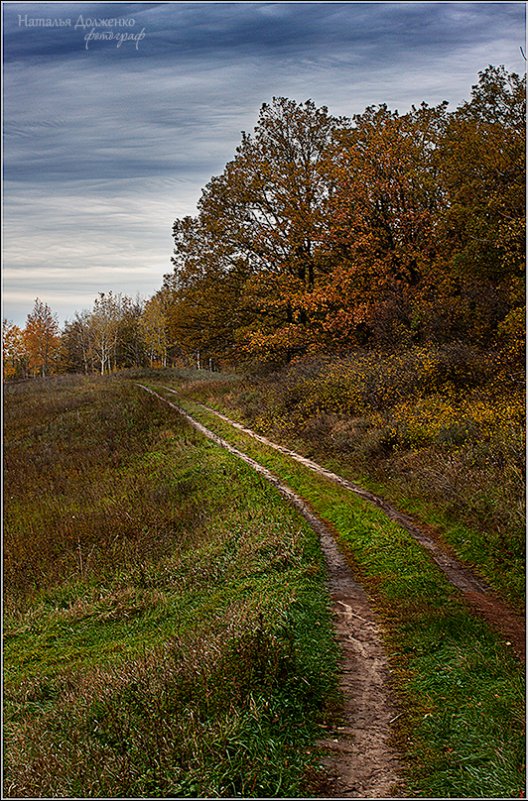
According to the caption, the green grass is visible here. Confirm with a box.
[381,491,525,608]
[4,375,339,798]
[303,460,525,610]
[154,383,525,799]
[5,371,525,798]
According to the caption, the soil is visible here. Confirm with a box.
[140,384,403,798]
[178,394,525,662]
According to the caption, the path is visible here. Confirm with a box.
[161,387,525,661]
[138,384,402,798]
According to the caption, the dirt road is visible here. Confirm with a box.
[164,390,524,661]
[139,384,403,798]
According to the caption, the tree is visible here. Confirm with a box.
[2,319,27,380]
[168,208,255,363]
[60,311,94,374]
[437,65,525,341]
[117,295,146,369]
[161,65,524,363]
[23,299,61,377]
[202,98,341,279]
[89,292,122,375]
[318,101,449,346]
[168,97,344,362]
[140,295,168,367]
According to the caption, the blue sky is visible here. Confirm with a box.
[3,1,525,325]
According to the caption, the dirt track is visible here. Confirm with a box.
[139,384,402,798]
[163,390,524,662]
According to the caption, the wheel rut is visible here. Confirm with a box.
[162,389,524,661]
[139,384,403,798]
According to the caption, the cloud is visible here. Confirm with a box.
[3,1,525,324]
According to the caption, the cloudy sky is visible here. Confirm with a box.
[3,1,525,326]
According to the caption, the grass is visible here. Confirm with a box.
[4,375,339,798]
[151,381,525,799]
[173,352,525,611]
[5,369,525,798]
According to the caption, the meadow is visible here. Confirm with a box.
[3,363,525,799]
[152,377,524,800]
[4,375,339,798]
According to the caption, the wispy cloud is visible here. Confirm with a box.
[3,1,525,324]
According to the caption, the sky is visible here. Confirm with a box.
[2,1,525,326]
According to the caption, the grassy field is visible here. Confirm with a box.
[4,369,525,798]
[149,375,525,799]
[4,375,339,798]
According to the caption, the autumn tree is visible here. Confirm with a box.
[23,299,61,377]
[2,319,27,380]
[60,311,94,374]
[168,98,344,362]
[202,98,341,279]
[162,66,524,364]
[316,101,449,347]
[140,294,168,367]
[116,295,146,369]
[437,65,525,342]
[89,292,122,375]
[166,213,253,364]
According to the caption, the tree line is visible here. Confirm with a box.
[161,65,524,365]
[3,293,168,379]
[3,65,525,379]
